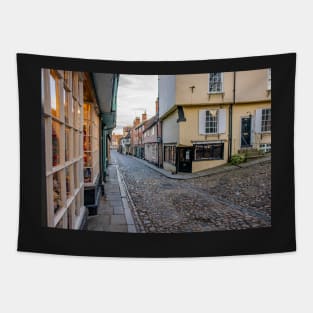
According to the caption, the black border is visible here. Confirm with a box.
[17,53,296,257]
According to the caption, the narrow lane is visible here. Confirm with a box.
[112,150,271,233]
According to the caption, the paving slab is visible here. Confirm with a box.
[87,159,137,233]
[111,214,127,225]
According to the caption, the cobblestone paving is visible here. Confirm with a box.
[113,150,271,233]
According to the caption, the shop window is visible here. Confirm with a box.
[65,167,72,198]
[84,135,92,151]
[65,127,70,162]
[84,168,92,183]
[83,103,100,185]
[75,191,81,216]
[194,143,224,161]
[77,103,81,130]
[72,72,79,100]
[53,172,62,213]
[50,71,60,118]
[67,203,74,229]
[164,145,176,165]
[43,69,85,229]
[84,152,92,167]
[74,163,78,190]
[64,88,69,124]
[52,120,60,166]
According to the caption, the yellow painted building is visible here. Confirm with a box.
[159,69,271,173]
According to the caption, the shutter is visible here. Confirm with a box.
[199,110,206,135]
[218,109,226,134]
[255,109,262,133]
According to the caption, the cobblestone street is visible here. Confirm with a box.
[113,150,271,233]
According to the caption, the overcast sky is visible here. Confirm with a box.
[114,75,158,134]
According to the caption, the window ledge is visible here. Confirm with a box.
[200,133,218,136]
[208,91,224,95]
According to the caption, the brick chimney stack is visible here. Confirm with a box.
[142,111,147,122]
[155,97,159,114]
[134,116,140,127]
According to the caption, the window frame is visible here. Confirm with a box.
[42,69,85,229]
[164,144,176,165]
[193,142,224,161]
[261,108,271,133]
[208,72,224,94]
[205,109,218,134]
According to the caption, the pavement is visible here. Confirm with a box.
[87,159,137,233]
[129,154,271,180]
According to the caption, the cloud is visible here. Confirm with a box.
[115,75,158,132]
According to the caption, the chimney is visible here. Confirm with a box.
[142,111,147,122]
[155,97,159,114]
[134,116,140,127]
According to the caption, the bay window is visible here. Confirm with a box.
[42,69,85,229]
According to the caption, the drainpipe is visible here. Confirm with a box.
[228,71,236,162]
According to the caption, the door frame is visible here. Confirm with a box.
[177,147,193,173]
[240,116,252,148]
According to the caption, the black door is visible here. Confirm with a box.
[178,148,193,172]
[241,117,251,147]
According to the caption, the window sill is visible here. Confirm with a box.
[208,91,224,95]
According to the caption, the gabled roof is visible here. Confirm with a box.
[143,115,158,132]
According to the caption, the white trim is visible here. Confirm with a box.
[261,108,271,133]
[202,109,219,135]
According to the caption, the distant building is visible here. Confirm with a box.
[120,126,131,154]
[143,98,162,166]
[130,116,140,156]
[111,133,123,150]
[132,112,147,158]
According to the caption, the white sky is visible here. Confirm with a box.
[114,75,158,134]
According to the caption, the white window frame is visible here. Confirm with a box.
[261,108,271,133]
[205,110,218,134]
[208,72,224,94]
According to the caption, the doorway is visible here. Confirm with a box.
[178,147,193,172]
[241,117,251,147]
